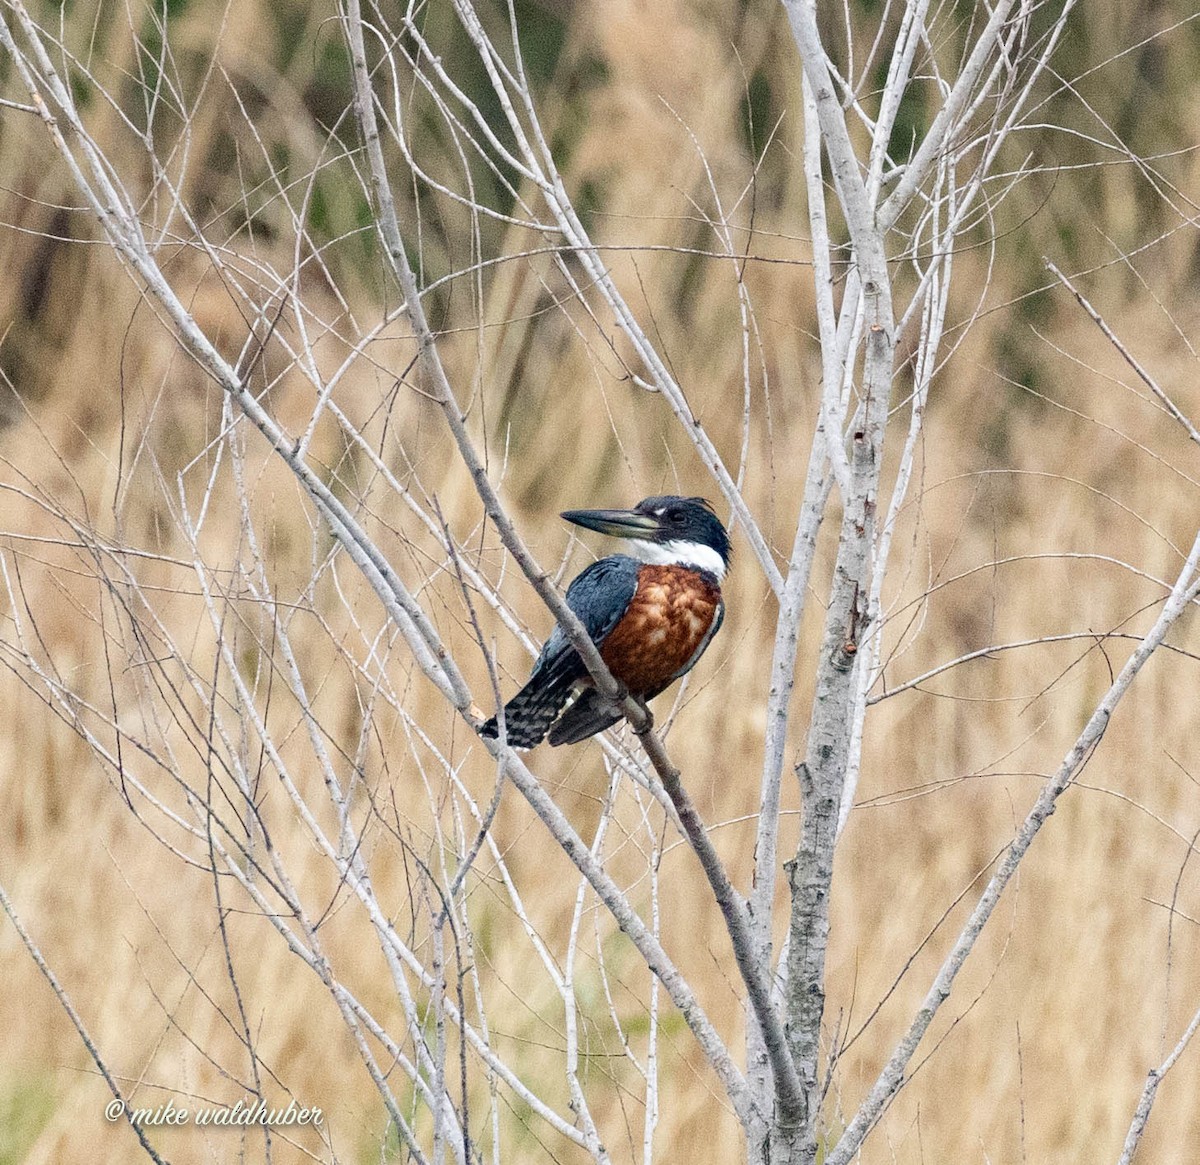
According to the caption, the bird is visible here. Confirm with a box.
[480,496,731,748]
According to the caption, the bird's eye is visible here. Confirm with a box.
[668,508,686,525]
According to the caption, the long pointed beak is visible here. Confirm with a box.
[560,507,660,539]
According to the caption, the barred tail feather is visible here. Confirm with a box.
[480,671,577,749]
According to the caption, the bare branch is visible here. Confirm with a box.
[829,531,1200,1165]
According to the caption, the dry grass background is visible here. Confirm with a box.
[0,0,1198,1162]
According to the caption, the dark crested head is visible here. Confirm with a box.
[560,495,731,579]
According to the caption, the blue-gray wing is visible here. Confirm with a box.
[532,554,641,683]
[480,555,641,748]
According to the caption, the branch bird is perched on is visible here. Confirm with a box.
[481,496,731,748]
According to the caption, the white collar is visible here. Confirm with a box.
[628,538,727,581]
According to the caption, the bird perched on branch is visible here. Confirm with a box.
[480,496,730,748]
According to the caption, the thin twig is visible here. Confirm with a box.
[1045,259,1200,446]
[0,879,169,1165]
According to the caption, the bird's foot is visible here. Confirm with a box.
[629,696,654,736]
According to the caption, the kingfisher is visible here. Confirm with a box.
[480,496,731,748]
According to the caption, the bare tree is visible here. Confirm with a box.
[0,0,1198,1162]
